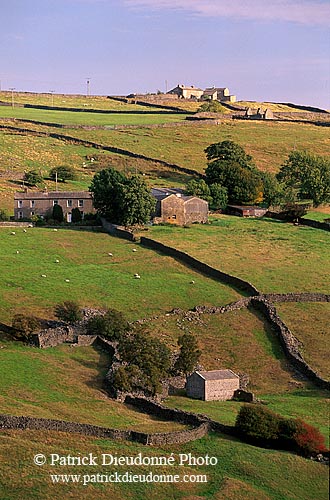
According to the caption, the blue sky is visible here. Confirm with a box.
[1,0,329,108]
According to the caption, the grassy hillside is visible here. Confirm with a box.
[146,215,330,294]
[0,227,240,324]
[0,430,328,500]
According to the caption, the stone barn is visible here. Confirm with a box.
[152,192,208,225]
[186,370,239,401]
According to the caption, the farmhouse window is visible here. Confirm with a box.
[53,200,58,206]
[78,199,84,207]
[18,211,23,219]
[18,200,23,208]
[67,199,73,207]
[31,211,35,216]
[30,200,35,208]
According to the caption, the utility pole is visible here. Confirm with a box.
[55,171,58,191]
[165,80,168,93]
[86,78,91,97]
[9,87,15,108]
[49,90,55,107]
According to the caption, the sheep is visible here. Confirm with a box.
[65,279,70,282]
[23,229,27,233]
[134,274,141,279]
[190,280,195,284]
[108,252,113,256]
[53,228,58,232]
[132,248,137,252]
[11,231,16,235]
[55,259,60,263]
[41,274,47,278]
[16,251,20,254]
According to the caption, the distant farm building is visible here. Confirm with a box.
[151,188,208,225]
[245,107,274,120]
[186,370,240,401]
[14,191,95,222]
[226,205,268,218]
[167,84,204,100]
[203,87,236,103]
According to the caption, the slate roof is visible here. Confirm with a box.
[195,369,239,380]
[14,191,92,200]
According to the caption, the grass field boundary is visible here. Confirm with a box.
[0,123,202,177]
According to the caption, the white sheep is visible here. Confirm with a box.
[11,231,16,235]
[134,274,141,279]
[53,228,58,232]
[41,274,47,278]
[23,229,27,233]
[65,279,70,282]
[16,250,20,254]
[55,259,60,263]
[132,248,137,252]
[108,252,113,256]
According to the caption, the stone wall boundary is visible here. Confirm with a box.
[0,413,211,446]
[140,237,260,296]
[250,298,329,390]
[100,218,136,241]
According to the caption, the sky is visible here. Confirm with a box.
[1,0,329,108]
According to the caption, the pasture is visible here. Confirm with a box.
[147,215,330,294]
[0,227,240,324]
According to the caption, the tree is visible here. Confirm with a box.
[86,309,130,341]
[174,333,201,375]
[118,327,171,394]
[277,151,330,207]
[0,209,8,221]
[12,314,41,339]
[209,183,228,210]
[23,169,43,186]
[119,175,156,226]
[185,179,212,204]
[50,166,76,182]
[198,101,225,113]
[52,203,64,222]
[204,141,263,205]
[71,207,82,223]
[54,301,82,324]
[89,168,126,222]
[259,171,284,207]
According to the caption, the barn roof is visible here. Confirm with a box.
[195,369,239,380]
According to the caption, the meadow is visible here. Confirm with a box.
[146,215,330,294]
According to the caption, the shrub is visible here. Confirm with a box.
[54,301,82,324]
[235,404,281,443]
[0,209,9,221]
[50,166,76,182]
[292,419,327,456]
[71,207,82,223]
[23,169,44,186]
[52,204,64,223]
[86,309,130,341]
[12,314,41,339]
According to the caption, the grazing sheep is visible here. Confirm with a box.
[23,229,27,233]
[134,274,141,279]
[11,232,16,235]
[108,252,113,256]
[65,279,70,282]
[16,251,20,254]
[132,248,137,252]
[55,259,60,263]
[190,280,195,284]
[53,229,58,232]
[41,274,47,278]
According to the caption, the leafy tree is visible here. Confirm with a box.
[54,301,82,324]
[198,101,225,113]
[259,172,284,207]
[0,209,8,221]
[89,168,126,222]
[120,175,156,226]
[86,309,130,341]
[50,166,76,182]
[12,314,41,339]
[277,203,309,221]
[205,140,254,168]
[174,333,201,375]
[277,151,330,207]
[205,141,263,204]
[52,203,64,222]
[118,327,171,394]
[23,169,43,186]
[71,207,82,223]
[209,183,228,210]
[186,179,212,203]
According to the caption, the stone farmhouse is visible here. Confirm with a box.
[186,370,240,401]
[202,87,236,103]
[151,188,208,225]
[167,84,204,100]
[167,84,236,102]
[14,190,94,222]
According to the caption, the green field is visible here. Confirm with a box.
[0,227,240,324]
[146,215,330,294]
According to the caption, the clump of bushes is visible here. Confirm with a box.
[86,309,130,341]
[12,314,41,340]
[54,301,82,324]
[235,404,327,456]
